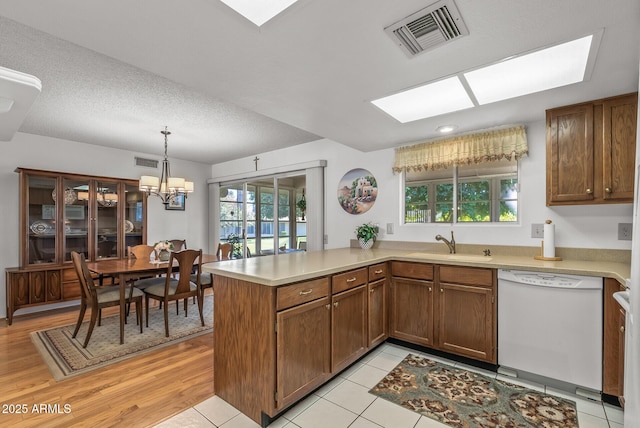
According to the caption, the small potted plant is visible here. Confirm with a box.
[355,222,378,249]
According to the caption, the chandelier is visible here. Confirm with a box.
[139,127,194,205]
[77,188,118,207]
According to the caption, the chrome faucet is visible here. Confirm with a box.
[435,231,456,254]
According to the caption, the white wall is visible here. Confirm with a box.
[1,132,211,318]
[210,120,633,251]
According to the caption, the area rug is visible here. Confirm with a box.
[31,295,213,381]
[370,354,579,428]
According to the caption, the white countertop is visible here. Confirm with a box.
[202,248,631,287]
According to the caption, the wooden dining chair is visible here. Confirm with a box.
[169,239,187,251]
[216,242,233,260]
[70,251,143,348]
[143,249,205,337]
[126,244,158,315]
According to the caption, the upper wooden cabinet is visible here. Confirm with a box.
[17,168,147,267]
[546,92,638,206]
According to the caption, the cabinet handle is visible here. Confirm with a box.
[605,187,612,193]
[374,269,383,274]
[298,289,313,296]
[346,277,357,283]
[440,288,444,293]
[325,304,331,310]
[370,288,375,294]
[428,286,432,292]
[586,188,593,194]
[334,302,339,307]
[621,325,625,333]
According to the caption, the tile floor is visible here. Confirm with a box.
[155,343,625,428]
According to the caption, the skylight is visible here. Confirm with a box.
[370,77,474,123]
[464,35,594,105]
[220,0,299,26]
[371,34,597,122]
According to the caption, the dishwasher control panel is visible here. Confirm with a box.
[498,269,602,289]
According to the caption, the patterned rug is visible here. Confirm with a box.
[370,354,579,428]
[31,295,213,381]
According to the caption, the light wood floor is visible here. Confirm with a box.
[0,295,214,427]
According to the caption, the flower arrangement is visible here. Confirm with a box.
[154,240,174,252]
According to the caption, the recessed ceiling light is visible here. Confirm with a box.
[464,35,594,105]
[371,77,474,123]
[220,0,298,26]
[436,125,458,133]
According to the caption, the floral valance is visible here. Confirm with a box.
[392,125,528,173]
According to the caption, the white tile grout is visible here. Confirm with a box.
[160,342,621,428]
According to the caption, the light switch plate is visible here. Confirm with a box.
[618,223,633,240]
[386,223,394,234]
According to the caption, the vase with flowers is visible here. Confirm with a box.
[154,240,174,261]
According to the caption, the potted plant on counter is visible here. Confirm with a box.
[355,222,378,249]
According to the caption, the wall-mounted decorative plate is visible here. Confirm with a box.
[337,168,378,215]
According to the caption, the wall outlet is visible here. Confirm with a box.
[386,223,394,234]
[531,223,544,238]
[618,223,633,241]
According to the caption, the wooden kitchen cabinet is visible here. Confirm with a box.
[546,92,637,206]
[277,294,331,409]
[331,285,368,373]
[390,262,496,363]
[368,263,388,348]
[603,278,626,400]
[390,262,435,347]
[437,265,496,363]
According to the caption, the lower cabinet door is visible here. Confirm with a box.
[331,285,368,373]
[437,282,495,363]
[390,278,434,347]
[276,296,331,409]
[368,279,387,347]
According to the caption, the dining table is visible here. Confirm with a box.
[86,253,219,344]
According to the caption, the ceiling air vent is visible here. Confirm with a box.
[134,156,158,169]
[385,0,468,58]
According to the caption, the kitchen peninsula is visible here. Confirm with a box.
[204,247,630,426]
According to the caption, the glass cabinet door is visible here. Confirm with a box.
[63,178,90,262]
[95,179,119,259]
[26,175,58,265]
[124,182,145,251]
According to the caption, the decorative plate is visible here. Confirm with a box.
[30,220,53,235]
[125,220,134,233]
[51,187,77,205]
[337,168,378,215]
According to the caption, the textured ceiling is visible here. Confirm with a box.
[0,0,638,164]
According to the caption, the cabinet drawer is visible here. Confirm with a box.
[332,268,368,294]
[368,263,387,282]
[439,265,494,287]
[277,277,330,311]
[391,261,434,281]
[63,267,78,282]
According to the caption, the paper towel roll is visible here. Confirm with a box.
[543,221,555,258]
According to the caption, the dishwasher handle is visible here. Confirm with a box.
[613,291,630,313]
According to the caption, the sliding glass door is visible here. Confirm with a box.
[218,173,306,257]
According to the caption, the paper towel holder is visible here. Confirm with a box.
[534,219,563,261]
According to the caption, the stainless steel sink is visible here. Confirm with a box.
[406,252,492,262]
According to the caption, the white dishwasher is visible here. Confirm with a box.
[498,269,602,394]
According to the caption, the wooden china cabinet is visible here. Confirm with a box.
[5,168,147,324]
